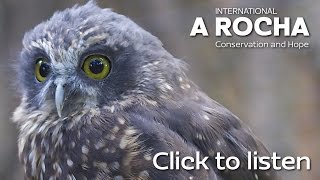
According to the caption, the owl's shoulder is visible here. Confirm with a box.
[118,91,277,180]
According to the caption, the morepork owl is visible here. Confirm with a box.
[13,1,276,180]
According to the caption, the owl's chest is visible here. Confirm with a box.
[19,120,103,179]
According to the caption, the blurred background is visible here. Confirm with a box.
[0,0,319,179]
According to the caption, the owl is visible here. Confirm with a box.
[13,1,276,180]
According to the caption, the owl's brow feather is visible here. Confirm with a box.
[30,79,54,107]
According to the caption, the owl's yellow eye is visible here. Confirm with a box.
[35,58,51,82]
[82,55,111,80]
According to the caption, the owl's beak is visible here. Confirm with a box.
[55,82,65,117]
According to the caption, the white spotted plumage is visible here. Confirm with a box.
[13,1,276,180]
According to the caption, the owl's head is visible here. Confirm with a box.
[16,1,187,118]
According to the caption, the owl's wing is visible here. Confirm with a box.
[74,91,276,180]
[117,90,277,180]
[140,90,277,180]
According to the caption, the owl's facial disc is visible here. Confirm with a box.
[54,79,65,117]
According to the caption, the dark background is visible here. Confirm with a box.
[0,0,319,179]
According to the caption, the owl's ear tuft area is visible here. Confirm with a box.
[83,0,99,8]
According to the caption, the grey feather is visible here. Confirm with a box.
[13,1,277,180]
